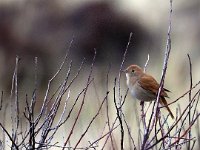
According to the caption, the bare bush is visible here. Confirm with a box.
[0,0,200,150]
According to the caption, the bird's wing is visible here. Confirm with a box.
[139,74,169,97]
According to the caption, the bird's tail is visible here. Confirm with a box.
[160,97,174,119]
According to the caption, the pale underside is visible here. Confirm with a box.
[129,81,156,101]
[126,73,158,101]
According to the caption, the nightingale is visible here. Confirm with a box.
[123,64,174,119]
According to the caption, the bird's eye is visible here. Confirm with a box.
[131,69,135,73]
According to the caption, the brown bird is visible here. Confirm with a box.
[123,64,174,119]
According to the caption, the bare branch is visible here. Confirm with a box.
[63,49,96,148]
[187,53,193,149]
[74,91,109,149]
[143,54,150,73]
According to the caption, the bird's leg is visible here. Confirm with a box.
[140,101,145,118]
[140,100,147,134]
[140,101,144,106]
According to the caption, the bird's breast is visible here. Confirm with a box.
[129,81,155,102]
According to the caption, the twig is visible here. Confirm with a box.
[88,124,120,149]
[46,90,70,143]
[74,91,109,149]
[10,56,20,148]
[62,49,96,149]
[116,32,132,150]
[35,38,73,125]
[143,54,150,73]
[0,123,19,150]
[141,54,151,142]
[159,80,200,108]
[146,90,199,150]
[187,54,192,149]
[105,63,115,149]
[114,78,124,150]
[142,1,173,149]
[119,32,133,72]
[169,113,200,147]
[0,91,3,110]
[122,112,137,149]
[118,32,133,105]
[28,57,38,149]
[101,117,118,149]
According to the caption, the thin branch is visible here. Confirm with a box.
[159,80,200,108]
[35,38,73,125]
[88,124,120,149]
[0,91,3,110]
[146,91,199,150]
[118,32,133,105]
[114,78,124,150]
[122,112,137,149]
[9,56,20,147]
[0,123,19,150]
[74,91,109,149]
[62,49,96,149]
[151,9,172,135]
[142,1,173,149]
[187,53,193,149]
[105,63,115,149]
[143,54,150,73]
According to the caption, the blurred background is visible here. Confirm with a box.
[0,0,200,149]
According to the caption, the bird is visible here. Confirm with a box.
[123,64,174,119]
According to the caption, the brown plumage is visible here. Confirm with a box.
[124,64,174,119]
